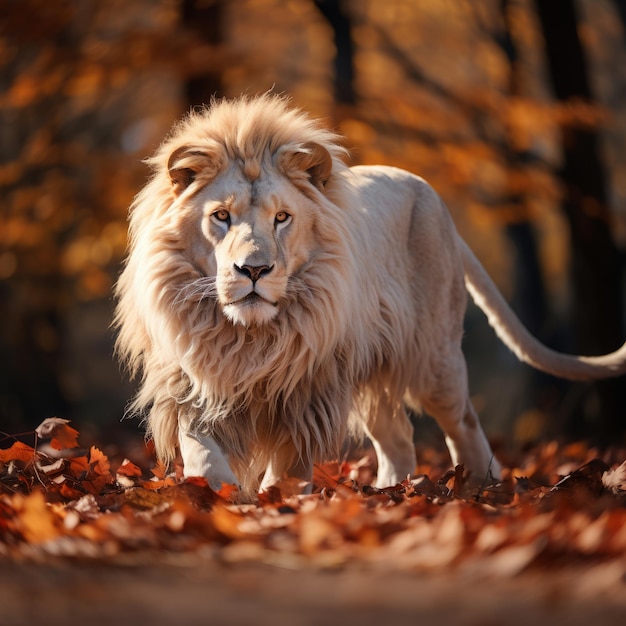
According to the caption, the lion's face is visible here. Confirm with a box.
[177,163,318,327]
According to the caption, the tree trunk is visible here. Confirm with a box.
[314,0,356,106]
[182,0,224,106]
[499,0,549,339]
[534,0,625,439]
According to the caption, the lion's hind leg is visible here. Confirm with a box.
[413,349,502,486]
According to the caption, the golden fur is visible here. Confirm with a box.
[115,94,626,499]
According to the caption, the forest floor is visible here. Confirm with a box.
[1,419,626,625]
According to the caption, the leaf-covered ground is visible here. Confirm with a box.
[2,418,626,625]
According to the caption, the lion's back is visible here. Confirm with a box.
[344,164,463,284]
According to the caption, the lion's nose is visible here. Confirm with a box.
[235,263,273,283]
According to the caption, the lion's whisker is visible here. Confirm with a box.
[172,277,217,306]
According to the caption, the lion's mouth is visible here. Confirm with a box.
[223,290,280,326]
[228,292,278,307]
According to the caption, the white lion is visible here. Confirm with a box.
[115,94,626,499]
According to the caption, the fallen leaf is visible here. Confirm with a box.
[475,539,544,577]
[0,441,35,464]
[602,460,626,495]
[35,417,80,450]
[212,505,254,540]
[550,458,609,499]
[116,458,143,478]
[16,491,60,544]
[35,458,65,475]
[124,487,171,510]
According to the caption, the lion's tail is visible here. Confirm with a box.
[461,239,626,381]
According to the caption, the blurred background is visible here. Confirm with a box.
[1,0,625,452]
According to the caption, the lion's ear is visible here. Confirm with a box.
[167,146,218,194]
[278,142,333,191]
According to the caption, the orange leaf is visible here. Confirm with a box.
[63,448,112,496]
[81,446,112,495]
[143,475,177,490]
[211,505,251,540]
[216,482,239,502]
[116,458,143,478]
[68,455,90,477]
[35,417,80,450]
[89,446,111,477]
[0,441,35,464]
[59,482,86,500]
[151,459,170,480]
[16,491,60,544]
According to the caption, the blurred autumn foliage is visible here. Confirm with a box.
[1,0,626,447]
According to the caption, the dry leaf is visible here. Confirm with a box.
[35,458,65,475]
[0,441,35,464]
[2,420,626,574]
[602,460,626,495]
[116,458,143,477]
[35,417,80,450]
[16,491,60,544]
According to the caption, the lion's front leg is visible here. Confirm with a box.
[178,426,239,492]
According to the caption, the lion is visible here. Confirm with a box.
[114,94,626,500]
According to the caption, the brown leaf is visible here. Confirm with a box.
[258,485,283,505]
[123,487,171,510]
[407,474,443,499]
[170,478,220,510]
[298,511,340,555]
[361,483,405,503]
[65,493,101,523]
[550,458,609,499]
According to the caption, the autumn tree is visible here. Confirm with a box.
[1,0,624,445]
[0,1,180,430]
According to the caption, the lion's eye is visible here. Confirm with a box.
[212,209,231,224]
[274,211,291,226]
